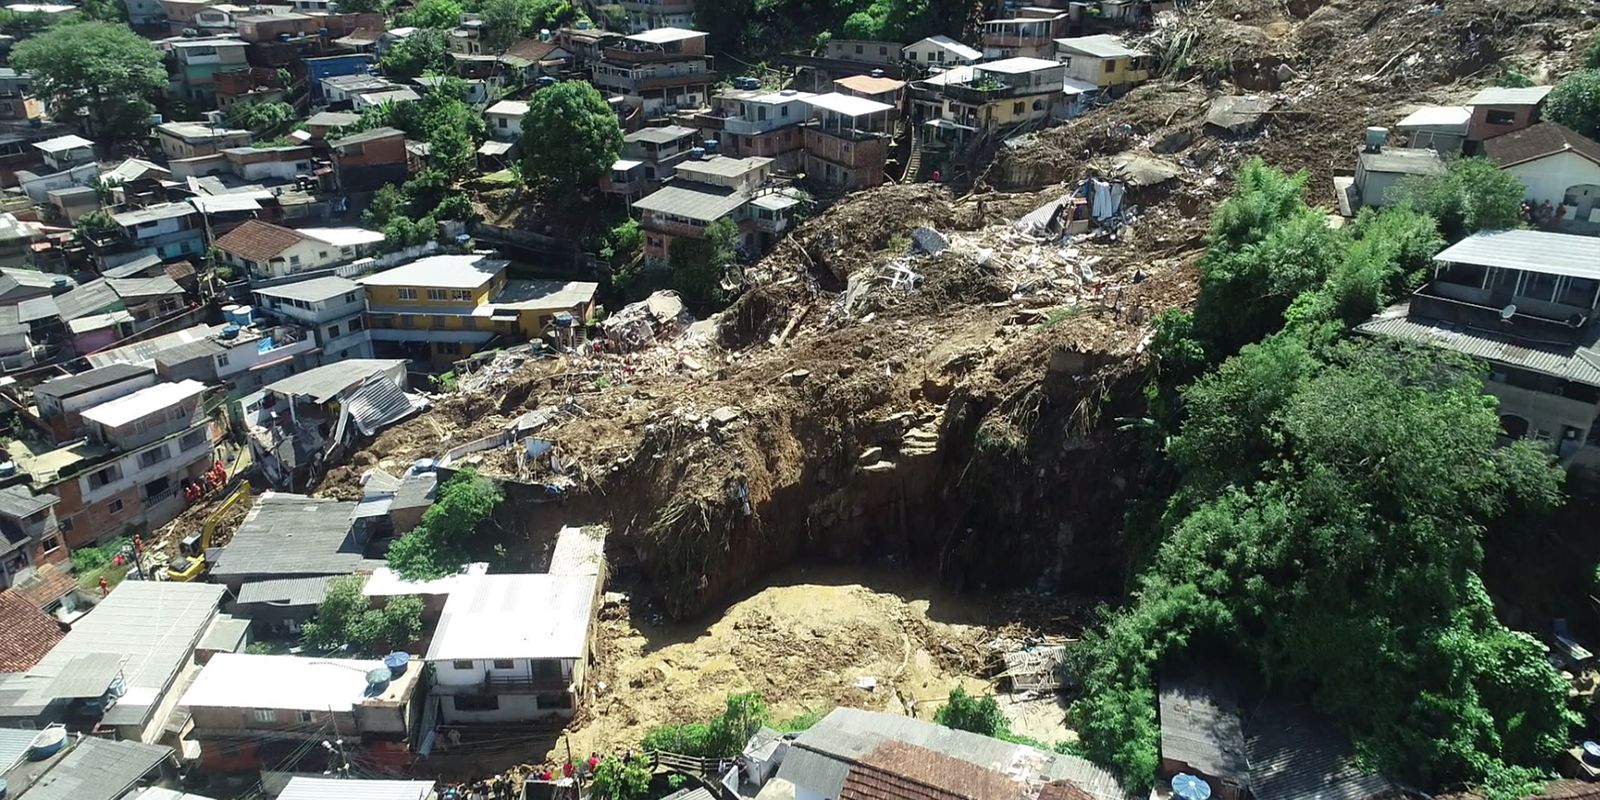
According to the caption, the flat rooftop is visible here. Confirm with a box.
[425,573,598,662]
[79,380,205,429]
[357,254,508,290]
[181,652,418,712]
[1433,229,1600,280]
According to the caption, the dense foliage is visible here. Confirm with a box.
[519,81,623,202]
[1544,69,1600,140]
[226,100,296,134]
[301,576,425,654]
[12,22,167,140]
[641,692,769,757]
[1388,156,1526,242]
[666,218,739,306]
[380,28,453,79]
[589,755,652,800]
[405,0,464,29]
[480,0,578,50]
[693,0,967,57]
[73,210,120,241]
[387,469,504,580]
[1070,159,1572,799]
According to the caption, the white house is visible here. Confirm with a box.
[32,134,94,171]
[485,100,528,141]
[213,219,385,280]
[1395,105,1471,153]
[902,35,982,68]
[253,276,375,361]
[1483,121,1600,229]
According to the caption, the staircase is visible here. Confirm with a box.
[902,123,924,183]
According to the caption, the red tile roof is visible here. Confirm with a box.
[0,588,65,671]
[840,741,1027,800]
[1482,122,1600,168]
[8,561,76,609]
[505,38,568,62]
[212,219,313,264]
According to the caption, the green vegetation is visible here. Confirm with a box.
[773,707,828,732]
[1388,156,1526,242]
[1544,68,1600,140]
[641,691,769,757]
[1493,68,1535,88]
[480,0,578,51]
[226,100,296,134]
[598,219,643,261]
[519,81,623,203]
[666,217,739,306]
[933,686,1064,751]
[380,28,452,79]
[71,535,135,592]
[73,210,120,241]
[387,468,504,580]
[301,575,425,654]
[353,79,486,179]
[1069,159,1573,800]
[405,0,464,28]
[589,754,652,800]
[12,22,168,141]
[693,0,963,57]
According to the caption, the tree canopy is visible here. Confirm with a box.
[1071,160,1573,800]
[518,81,623,202]
[380,27,452,79]
[301,576,424,655]
[226,100,296,134]
[11,22,167,140]
[1388,156,1525,242]
[1544,69,1600,141]
[667,218,739,306]
[589,755,652,800]
[479,0,576,51]
[406,0,463,28]
[387,468,503,580]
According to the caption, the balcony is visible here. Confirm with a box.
[435,674,569,695]
[603,48,712,65]
[753,216,787,235]
[980,32,1052,48]
[643,218,709,239]
[943,80,1016,105]
[638,72,718,92]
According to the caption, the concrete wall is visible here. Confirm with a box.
[1486,378,1599,447]
[1504,152,1600,222]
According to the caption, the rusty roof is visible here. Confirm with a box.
[840,741,1027,800]
[1482,121,1600,169]
[0,588,65,672]
[213,219,313,264]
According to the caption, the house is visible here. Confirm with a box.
[0,216,43,270]
[304,110,361,141]
[123,0,165,27]
[253,276,374,361]
[154,122,253,161]
[1349,135,1445,211]
[208,492,379,592]
[159,0,216,34]
[902,35,982,68]
[278,777,438,800]
[14,379,218,549]
[605,125,701,198]
[15,162,99,206]
[425,570,601,724]
[0,484,68,592]
[0,736,174,800]
[1395,105,1472,153]
[350,463,437,541]
[31,135,94,172]
[207,145,315,183]
[1158,676,1249,800]
[0,589,64,672]
[485,100,528,141]
[353,87,421,112]
[150,321,321,396]
[1466,85,1552,147]
[0,67,43,123]
[775,707,1139,800]
[0,305,37,371]
[618,0,692,32]
[592,28,717,118]
[980,14,1069,59]
[363,562,488,621]
[685,88,814,170]
[88,203,208,266]
[47,185,99,224]
[329,127,410,192]
[1054,34,1151,95]
[833,74,907,109]
[943,56,1066,135]
[180,653,422,772]
[801,92,894,190]
[0,581,227,742]
[633,154,792,260]
[243,359,418,489]
[213,219,384,280]
[169,38,249,102]
[32,362,159,442]
[46,275,191,351]
[359,254,598,364]
[824,39,902,66]
[304,53,376,102]
[1356,230,1600,469]
[1482,122,1600,232]
[320,74,402,108]
[500,38,573,79]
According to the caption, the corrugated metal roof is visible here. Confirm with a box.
[1244,702,1391,800]
[21,737,173,800]
[424,573,598,661]
[1467,85,1552,106]
[632,183,748,222]
[1356,303,1600,387]
[47,651,127,698]
[236,575,338,606]
[0,726,37,772]
[212,493,377,580]
[1432,229,1600,280]
[277,777,436,800]
[264,358,406,404]
[255,275,363,304]
[1159,677,1249,781]
[345,373,419,436]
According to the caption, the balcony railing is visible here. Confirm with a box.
[638,72,718,91]
[943,81,1014,104]
[603,48,711,65]
[435,674,569,695]
[980,32,1052,47]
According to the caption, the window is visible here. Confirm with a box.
[492,659,514,670]
[59,518,73,532]
[398,288,418,300]
[42,536,59,553]
[538,692,573,710]
[326,324,340,339]
[498,117,507,128]
[1486,109,1516,125]
[454,695,500,712]
[452,290,471,301]
[89,467,119,489]
[427,288,448,301]
[138,447,170,469]
[908,51,917,61]
[1104,60,1116,74]
[348,317,363,332]
[319,251,329,259]
[855,44,863,54]
[400,315,415,328]
[781,105,789,118]
[451,660,474,670]
[108,499,124,514]
[289,255,301,265]
[1061,56,1072,67]
[143,477,170,500]
[344,293,357,304]
[253,709,276,723]
[217,353,229,367]
[437,342,461,355]
[1012,101,1025,115]
[879,46,888,55]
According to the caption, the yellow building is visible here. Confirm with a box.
[935,57,1065,141]
[1054,34,1152,95]
[358,254,598,364]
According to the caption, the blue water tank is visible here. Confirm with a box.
[220,324,241,340]
[384,652,411,676]
[536,76,556,88]
[702,139,719,153]
[688,146,706,160]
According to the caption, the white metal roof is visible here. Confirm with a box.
[277,777,436,800]
[977,56,1062,74]
[357,254,507,290]
[487,99,529,116]
[301,226,386,247]
[908,35,981,61]
[180,653,399,712]
[1054,34,1143,59]
[1432,229,1600,280]
[33,134,93,154]
[803,92,894,117]
[1467,85,1553,106]
[80,379,205,428]
[362,562,488,597]
[1396,105,1472,130]
[548,526,605,576]
[919,65,975,87]
[626,26,704,44]
[425,573,598,661]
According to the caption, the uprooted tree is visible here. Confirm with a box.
[387,468,504,580]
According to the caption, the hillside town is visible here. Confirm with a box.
[0,0,1594,798]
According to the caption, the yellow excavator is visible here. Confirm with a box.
[165,481,253,582]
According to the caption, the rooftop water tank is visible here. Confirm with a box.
[383,652,411,676]
[0,462,14,478]
[1365,126,1388,151]
[412,458,438,474]
[536,76,556,88]
[229,305,255,326]
[870,68,885,78]
[364,667,392,696]
[219,324,241,340]
[688,146,706,160]
[702,139,719,153]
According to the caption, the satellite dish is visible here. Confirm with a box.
[1500,304,1517,322]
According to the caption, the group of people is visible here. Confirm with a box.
[439,777,516,800]
[443,752,615,800]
